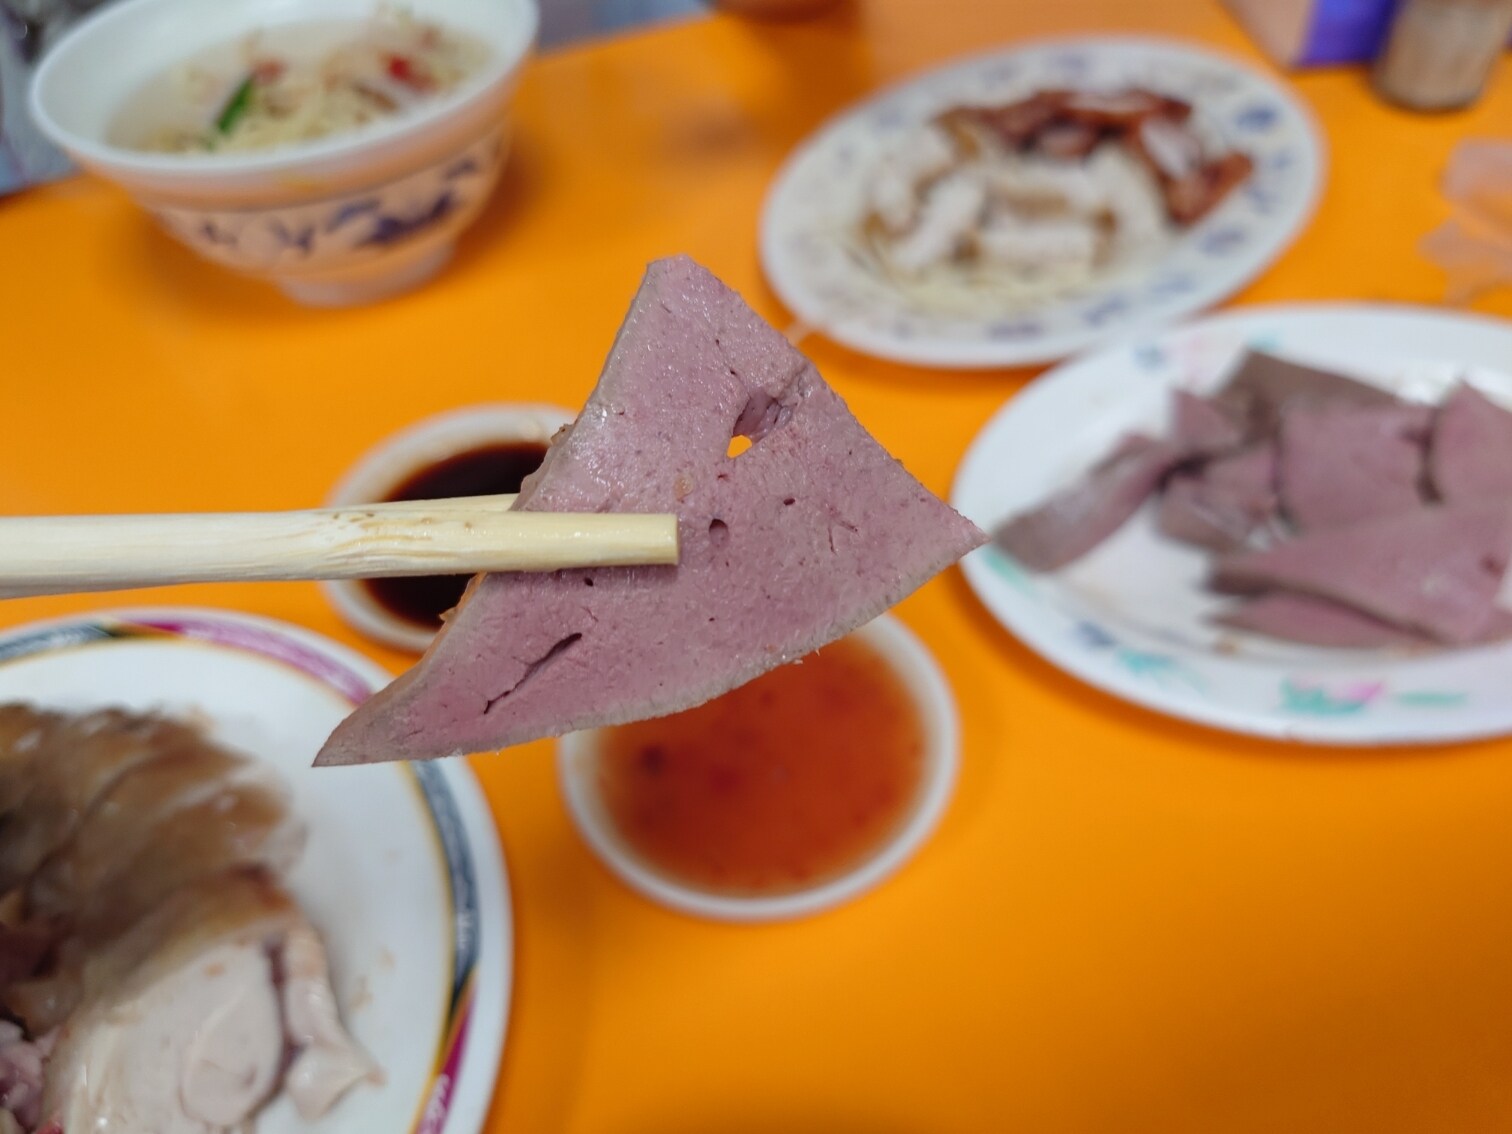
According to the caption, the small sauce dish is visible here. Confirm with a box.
[324,402,572,652]
[557,613,960,922]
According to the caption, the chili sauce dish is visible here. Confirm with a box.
[30,0,538,306]
[556,613,961,923]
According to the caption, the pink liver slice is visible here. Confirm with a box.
[316,257,985,765]
[993,434,1185,571]
[1277,402,1432,531]
[1214,592,1432,649]
[1212,503,1512,645]
[1429,382,1512,503]
[1158,442,1278,551]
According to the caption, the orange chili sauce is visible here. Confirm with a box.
[593,635,927,896]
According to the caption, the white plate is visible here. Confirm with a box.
[953,304,1512,745]
[0,608,511,1134]
[760,36,1324,369]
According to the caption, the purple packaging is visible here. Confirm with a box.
[1221,0,1396,66]
[1224,0,1511,67]
[1227,0,1512,67]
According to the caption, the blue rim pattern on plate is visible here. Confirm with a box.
[0,610,492,1134]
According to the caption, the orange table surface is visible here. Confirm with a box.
[5,0,1512,1130]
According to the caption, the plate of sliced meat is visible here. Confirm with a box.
[760,36,1323,368]
[953,304,1512,744]
[0,608,509,1134]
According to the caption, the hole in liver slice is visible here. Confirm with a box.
[726,435,752,459]
[730,390,794,450]
[708,518,730,548]
[783,497,796,506]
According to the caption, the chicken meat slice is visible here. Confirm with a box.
[0,706,65,818]
[40,869,371,1134]
[25,742,263,924]
[0,709,210,895]
[281,924,378,1119]
[11,777,303,1035]
[61,774,303,943]
[885,168,988,274]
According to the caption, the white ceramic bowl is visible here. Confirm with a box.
[30,0,538,305]
[557,613,961,923]
[324,402,573,651]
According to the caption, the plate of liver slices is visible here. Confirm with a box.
[953,304,1512,744]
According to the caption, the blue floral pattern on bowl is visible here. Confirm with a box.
[150,130,504,276]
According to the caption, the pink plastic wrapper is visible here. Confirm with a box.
[1422,141,1512,304]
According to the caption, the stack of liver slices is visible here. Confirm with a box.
[995,351,1512,649]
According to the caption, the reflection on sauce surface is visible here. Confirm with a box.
[595,635,926,896]
[363,442,548,630]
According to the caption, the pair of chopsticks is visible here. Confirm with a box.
[0,496,679,599]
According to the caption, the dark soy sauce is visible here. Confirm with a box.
[363,442,549,631]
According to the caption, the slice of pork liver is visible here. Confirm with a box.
[993,433,1185,571]
[1429,383,1512,503]
[1214,592,1433,649]
[1157,442,1278,551]
[315,258,985,765]
[1211,503,1512,644]
[1170,390,1245,454]
[1214,351,1399,439]
[1277,402,1432,531]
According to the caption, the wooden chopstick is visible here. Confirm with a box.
[0,497,679,598]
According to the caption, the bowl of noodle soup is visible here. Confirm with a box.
[31,0,538,305]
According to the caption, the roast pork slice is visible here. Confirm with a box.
[1162,151,1255,225]
[0,710,208,896]
[1277,402,1433,531]
[1429,382,1512,503]
[316,257,985,765]
[1060,88,1192,128]
[1171,390,1245,454]
[1033,121,1103,160]
[995,433,1186,570]
[1214,592,1433,649]
[936,93,1070,150]
[1212,503,1512,644]
[39,869,371,1134]
[24,742,262,925]
[1213,351,1400,440]
[1157,442,1278,551]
